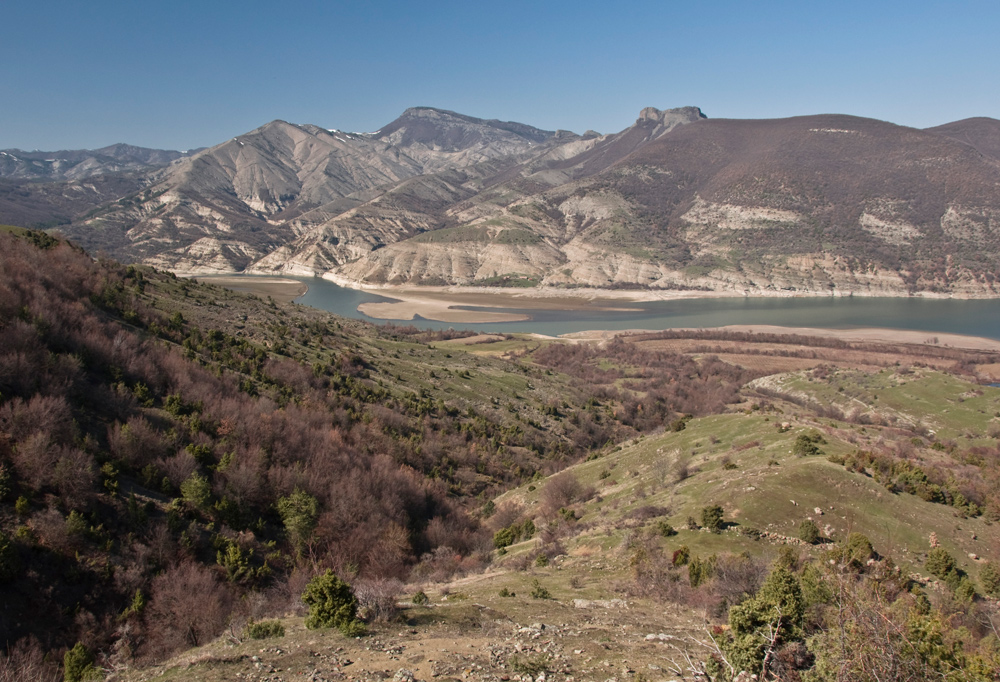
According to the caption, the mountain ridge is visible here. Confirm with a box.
[5,105,1000,297]
[0,143,197,181]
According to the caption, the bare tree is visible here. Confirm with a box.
[143,562,233,660]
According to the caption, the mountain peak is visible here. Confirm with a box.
[399,106,468,119]
[377,107,562,150]
[637,106,707,126]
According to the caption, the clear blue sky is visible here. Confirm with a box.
[2,0,998,150]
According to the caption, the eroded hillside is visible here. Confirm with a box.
[9,107,999,298]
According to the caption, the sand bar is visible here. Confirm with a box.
[359,296,530,323]
[196,276,308,304]
[354,287,671,322]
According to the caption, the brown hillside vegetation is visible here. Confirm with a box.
[0,228,767,674]
[926,116,1000,162]
[4,228,1000,679]
[608,114,1000,278]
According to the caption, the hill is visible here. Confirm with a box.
[926,116,1000,162]
[0,226,767,676]
[0,144,199,232]
[3,228,1000,678]
[334,112,1000,296]
[93,325,1000,682]
[0,144,193,181]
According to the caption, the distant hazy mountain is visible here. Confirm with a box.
[14,106,1000,297]
[0,174,147,230]
[0,143,198,230]
[0,143,196,181]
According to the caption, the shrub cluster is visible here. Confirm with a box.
[301,571,366,636]
[493,518,536,549]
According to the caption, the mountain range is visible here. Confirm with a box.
[5,106,1000,297]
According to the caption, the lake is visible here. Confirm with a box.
[249,276,1000,341]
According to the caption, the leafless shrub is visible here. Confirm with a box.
[508,549,542,572]
[226,590,271,643]
[108,416,168,469]
[673,457,691,482]
[354,577,403,623]
[487,501,525,532]
[157,450,198,489]
[537,539,566,564]
[283,567,314,615]
[541,471,583,513]
[143,562,233,661]
[10,433,59,491]
[410,546,469,583]
[711,553,768,607]
[52,447,96,507]
[424,514,488,556]
[0,637,60,682]
[632,543,694,604]
[0,394,75,444]
[625,505,671,521]
[29,508,80,554]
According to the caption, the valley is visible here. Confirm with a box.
[3,226,1000,680]
[5,107,1000,681]
[7,1,1000,678]
[111,317,1000,682]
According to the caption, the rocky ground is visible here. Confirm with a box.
[116,576,716,682]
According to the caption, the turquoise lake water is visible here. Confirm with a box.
[235,276,1000,341]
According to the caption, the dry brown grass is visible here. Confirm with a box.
[708,353,830,373]
[631,337,985,375]
[976,362,1000,380]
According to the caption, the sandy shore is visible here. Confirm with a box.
[195,276,308,304]
[360,301,531,323]
[562,324,1000,352]
[348,287,1000,355]
[354,287,686,322]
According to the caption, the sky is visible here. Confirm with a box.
[2,0,998,151]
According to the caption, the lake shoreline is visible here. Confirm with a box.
[191,274,1000,343]
[326,278,999,324]
[558,324,1000,352]
[193,273,1000,323]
